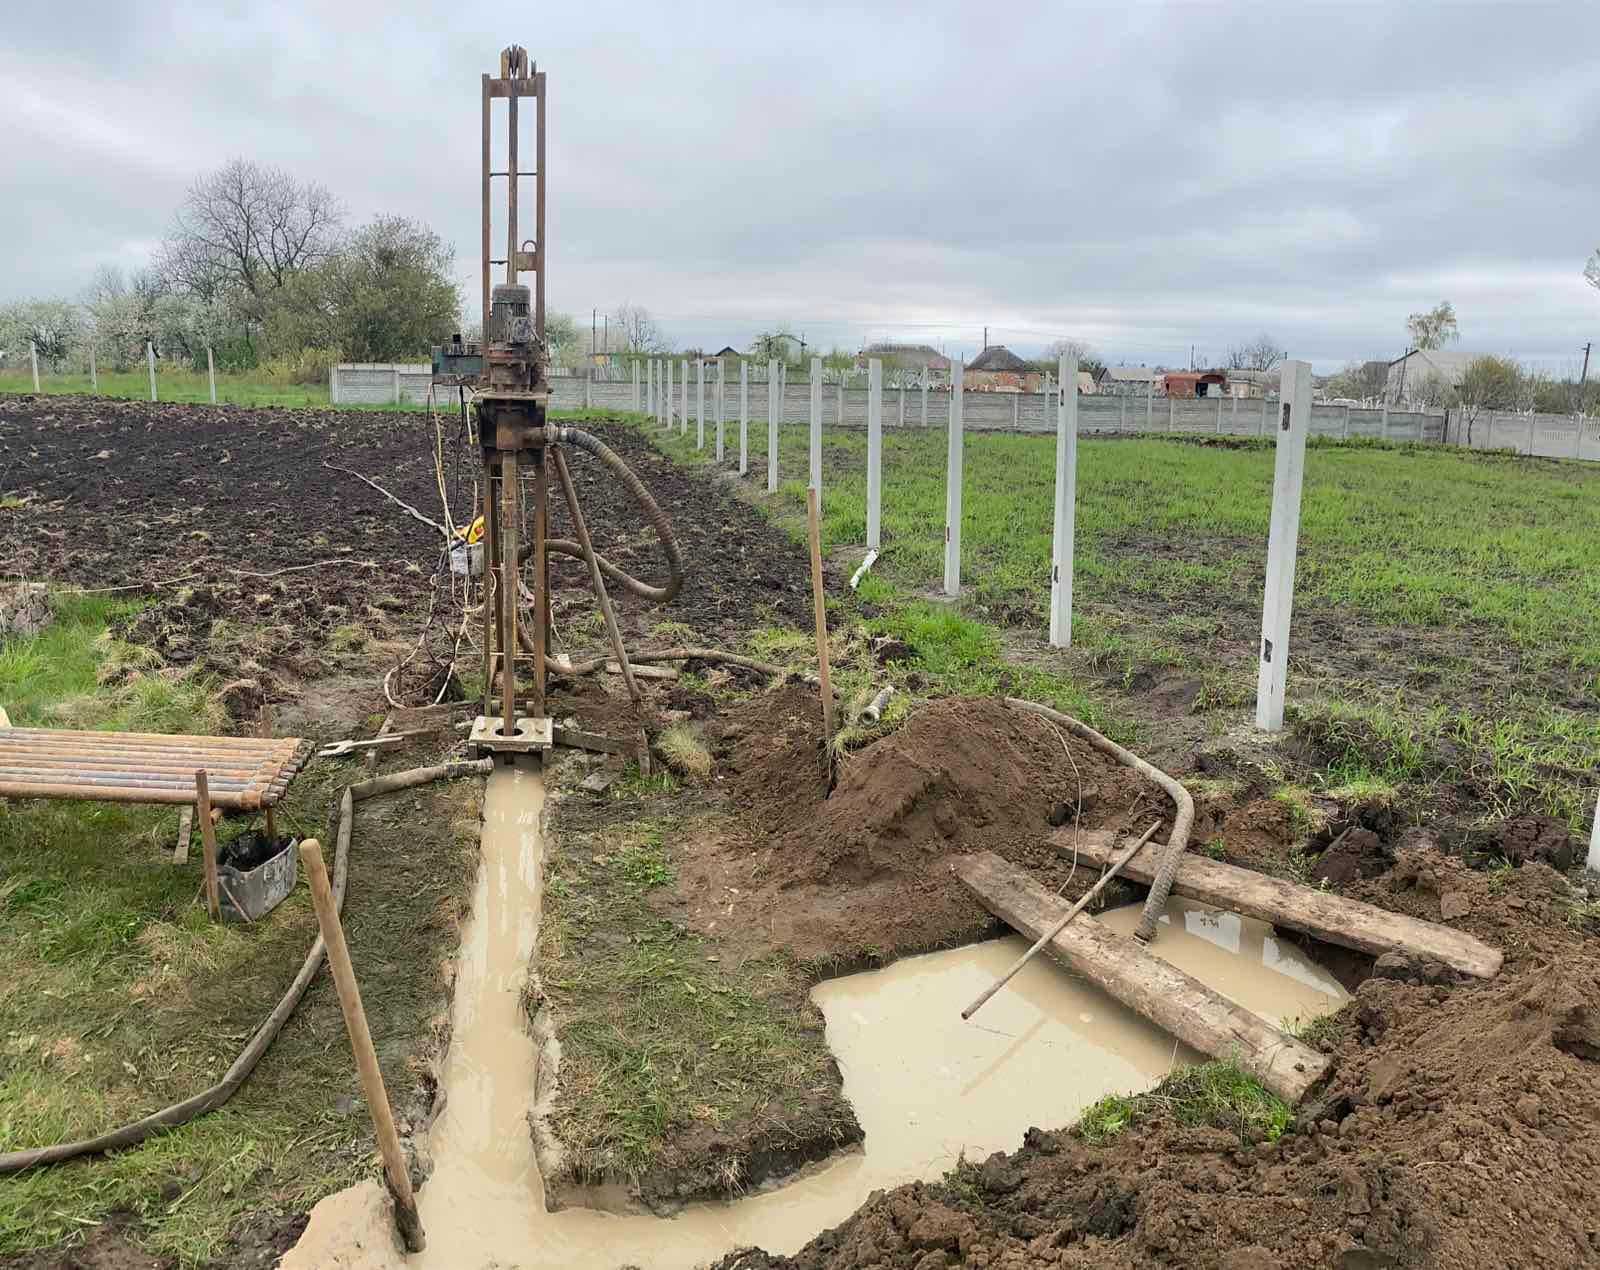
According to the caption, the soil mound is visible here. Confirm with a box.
[684,692,1164,966]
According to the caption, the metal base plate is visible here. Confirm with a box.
[469,715,553,754]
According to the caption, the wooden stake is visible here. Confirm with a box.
[299,839,426,1252]
[962,821,1158,1021]
[806,486,835,742]
[195,770,220,920]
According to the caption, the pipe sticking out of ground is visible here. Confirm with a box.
[1004,698,1194,945]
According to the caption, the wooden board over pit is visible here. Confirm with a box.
[0,727,312,810]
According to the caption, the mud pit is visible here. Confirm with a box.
[286,758,1345,1270]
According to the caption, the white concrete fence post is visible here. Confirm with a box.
[89,342,97,394]
[1168,394,1175,433]
[899,384,906,427]
[738,359,749,475]
[767,359,779,493]
[147,342,157,402]
[866,358,883,552]
[664,360,673,428]
[1216,394,1223,434]
[207,346,216,404]
[836,374,844,427]
[921,373,929,427]
[1146,380,1153,433]
[646,359,653,417]
[1050,353,1079,647]
[1013,394,1020,429]
[943,359,965,597]
[716,358,726,462]
[680,358,689,435]
[632,360,640,412]
[585,368,593,411]
[329,364,338,406]
[696,358,705,450]
[809,356,823,496]
[29,341,39,392]
[1255,359,1313,732]
[392,365,401,405]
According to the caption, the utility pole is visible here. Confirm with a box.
[1577,342,1592,415]
[592,308,597,357]
[983,325,988,350]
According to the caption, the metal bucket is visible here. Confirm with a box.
[219,839,297,923]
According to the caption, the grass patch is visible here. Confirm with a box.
[0,597,481,1264]
[656,722,711,780]
[1076,1060,1292,1146]
[538,817,855,1185]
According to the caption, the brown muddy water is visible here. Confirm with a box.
[284,761,1347,1269]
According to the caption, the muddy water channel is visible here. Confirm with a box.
[286,762,1347,1269]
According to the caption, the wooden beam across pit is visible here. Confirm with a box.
[956,851,1329,1104]
[1049,829,1502,980]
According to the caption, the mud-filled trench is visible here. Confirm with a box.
[285,760,1348,1270]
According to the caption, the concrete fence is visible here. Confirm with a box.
[329,363,437,406]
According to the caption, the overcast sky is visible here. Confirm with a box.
[5,1,1599,372]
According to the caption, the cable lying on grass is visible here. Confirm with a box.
[0,757,493,1175]
[1005,697,1195,946]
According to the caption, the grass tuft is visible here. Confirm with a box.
[1076,1060,1292,1146]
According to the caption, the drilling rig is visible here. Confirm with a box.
[435,45,682,759]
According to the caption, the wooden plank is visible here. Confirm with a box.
[956,851,1328,1104]
[1051,830,1502,980]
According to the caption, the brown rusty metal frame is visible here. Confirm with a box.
[471,48,640,755]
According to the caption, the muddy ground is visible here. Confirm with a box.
[7,397,1600,1268]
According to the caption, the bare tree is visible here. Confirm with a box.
[1455,355,1520,446]
[157,159,343,319]
[1406,301,1459,351]
[1585,248,1600,294]
[1224,333,1286,371]
[1043,338,1104,378]
[611,302,664,354]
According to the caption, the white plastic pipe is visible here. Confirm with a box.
[866,358,883,551]
[1050,352,1078,647]
[767,359,779,493]
[809,356,823,495]
[1256,359,1312,731]
[943,359,965,596]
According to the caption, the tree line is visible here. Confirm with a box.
[0,159,461,381]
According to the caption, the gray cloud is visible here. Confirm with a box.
[4,0,1599,372]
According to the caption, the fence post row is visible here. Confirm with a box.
[1049,353,1078,647]
[866,358,883,552]
[767,359,779,493]
[943,359,965,597]
[809,356,823,497]
[739,360,749,476]
[1255,359,1312,732]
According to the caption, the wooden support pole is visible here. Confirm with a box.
[806,487,835,742]
[1050,828,1503,979]
[1049,352,1078,647]
[963,822,1158,1021]
[866,358,883,551]
[195,770,220,920]
[956,851,1328,1103]
[1256,359,1312,732]
[943,359,965,596]
[299,840,426,1252]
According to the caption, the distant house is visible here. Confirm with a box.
[1076,370,1097,395]
[857,342,952,384]
[710,346,740,360]
[1161,371,1228,399]
[1098,365,1160,395]
[1226,368,1277,399]
[963,345,1039,393]
[1384,349,1483,404]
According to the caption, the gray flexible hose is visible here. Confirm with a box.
[515,426,684,604]
[0,758,493,1174]
[1005,698,1194,944]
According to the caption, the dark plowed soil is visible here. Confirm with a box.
[663,688,1163,968]
[715,850,1600,1270]
[0,396,811,698]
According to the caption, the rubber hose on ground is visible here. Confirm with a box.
[1005,697,1194,945]
[516,427,684,604]
[0,758,493,1174]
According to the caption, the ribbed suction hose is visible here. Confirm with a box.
[517,426,684,604]
[1005,698,1194,944]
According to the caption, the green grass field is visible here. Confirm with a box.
[655,419,1600,827]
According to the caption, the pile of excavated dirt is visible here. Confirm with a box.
[662,688,1172,967]
[716,854,1600,1268]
